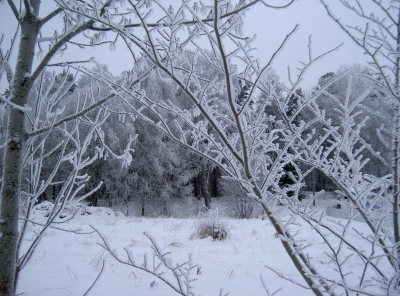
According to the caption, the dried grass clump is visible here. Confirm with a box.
[190,209,230,241]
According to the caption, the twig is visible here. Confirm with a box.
[264,265,310,290]
[83,259,106,296]
[260,275,282,296]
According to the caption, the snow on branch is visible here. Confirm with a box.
[91,226,199,296]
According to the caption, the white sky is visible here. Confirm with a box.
[0,0,381,93]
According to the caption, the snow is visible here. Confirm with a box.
[16,205,391,296]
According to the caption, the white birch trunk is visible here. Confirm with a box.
[0,2,41,294]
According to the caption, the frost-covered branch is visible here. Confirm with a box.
[319,0,400,272]
[82,259,106,296]
[92,226,198,296]
[13,68,138,287]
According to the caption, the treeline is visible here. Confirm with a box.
[3,63,391,216]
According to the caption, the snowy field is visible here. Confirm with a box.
[16,204,391,296]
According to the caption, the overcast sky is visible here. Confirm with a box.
[0,0,381,93]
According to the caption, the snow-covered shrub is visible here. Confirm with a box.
[190,209,231,240]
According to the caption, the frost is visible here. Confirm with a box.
[55,106,65,116]
[0,95,32,112]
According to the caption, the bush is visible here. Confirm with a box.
[190,209,230,241]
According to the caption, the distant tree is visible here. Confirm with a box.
[278,163,298,198]
[314,66,393,177]
[130,119,194,216]
[286,87,303,118]
[236,80,252,106]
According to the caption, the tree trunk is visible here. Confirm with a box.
[394,102,400,266]
[209,167,221,197]
[194,173,201,200]
[202,165,211,210]
[163,195,167,216]
[312,169,316,207]
[141,194,145,216]
[0,2,41,295]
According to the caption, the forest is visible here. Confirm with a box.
[0,0,399,295]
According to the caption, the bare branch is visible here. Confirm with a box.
[82,259,106,296]
[7,0,21,21]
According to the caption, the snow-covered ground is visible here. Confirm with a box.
[16,204,391,296]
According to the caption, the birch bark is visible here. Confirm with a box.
[0,2,41,294]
